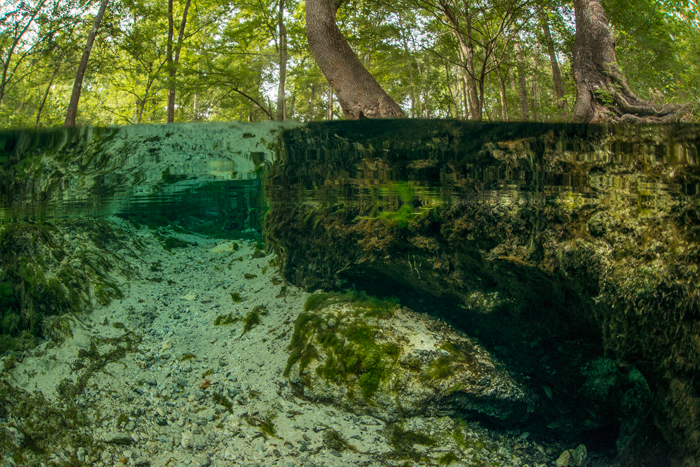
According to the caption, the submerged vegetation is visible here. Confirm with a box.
[285,291,400,399]
[0,218,137,353]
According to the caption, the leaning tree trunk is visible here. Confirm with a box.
[572,0,685,123]
[64,0,109,127]
[305,0,404,118]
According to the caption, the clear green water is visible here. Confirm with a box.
[1,120,699,466]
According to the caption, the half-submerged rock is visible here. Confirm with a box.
[284,292,533,423]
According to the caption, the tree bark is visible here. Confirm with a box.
[326,85,333,120]
[515,41,529,122]
[305,0,404,118]
[540,10,566,115]
[444,62,459,118]
[531,45,539,121]
[498,69,509,122]
[64,0,109,127]
[167,0,192,123]
[572,0,685,123]
[277,0,287,121]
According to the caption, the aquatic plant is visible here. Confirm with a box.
[214,314,238,326]
[242,305,268,333]
[212,392,233,412]
[285,291,401,399]
[0,219,137,352]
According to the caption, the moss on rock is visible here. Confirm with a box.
[284,291,533,422]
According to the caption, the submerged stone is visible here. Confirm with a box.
[285,293,533,423]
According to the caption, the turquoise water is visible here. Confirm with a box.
[1,121,699,466]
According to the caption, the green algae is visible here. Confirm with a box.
[212,392,233,412]
[0,219,136,353]
[214,314,238,326]
[0,379,97,465]
[438,451,460,465]
[322,427,358,452]
[155,233,193,252]
[285,292,401,399]
[242,412,277,437]
[385,424,436,462]
[243,305,268,334]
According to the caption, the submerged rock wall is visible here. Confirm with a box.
[266,120,700,465]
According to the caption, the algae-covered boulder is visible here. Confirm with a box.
[284,292,534,423]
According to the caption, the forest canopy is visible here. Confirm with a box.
[0,0,698,128]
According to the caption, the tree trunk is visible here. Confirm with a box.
[35,61,61,129]
[442,1,480,120]
[398,20,416,118]
[137,81,153,124]
[326,85,333,120]
[167,0,192,123]
[540,10,567,115]
[192,93,198,120]
[515,41,529,122]
[166,0,174,122]
[305,0,404,118]
[498,69,509,122]
[277,0,287,121]
[531,45,539,121]
[444,62,460,118]
[572,0,685,122]
[64,0,109,127]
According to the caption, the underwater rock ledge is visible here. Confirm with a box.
[284,292,535,424]
[266,120,700,465]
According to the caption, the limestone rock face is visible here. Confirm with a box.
[285,293,534,423]
[267,120,700,464]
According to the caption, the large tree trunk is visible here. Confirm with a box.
[305,0,404,118]
[572,0,685,123]
[166,0,192,123]
[64,0,109,127]
[540,10,567,115]
[277,0,287,121]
